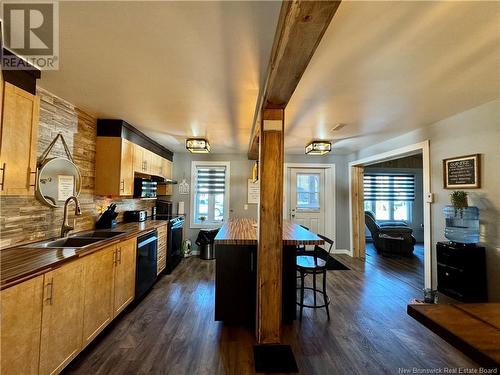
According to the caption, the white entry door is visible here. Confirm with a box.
[290,168,326,234]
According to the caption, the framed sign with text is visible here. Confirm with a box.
[443,154,481,189]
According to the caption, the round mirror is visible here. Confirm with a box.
[35,157,82,208]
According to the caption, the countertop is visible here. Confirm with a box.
[0,220,169,290]
[408,303,500,368]
[214,218,324,246]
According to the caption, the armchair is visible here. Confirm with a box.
[364,211,416,256]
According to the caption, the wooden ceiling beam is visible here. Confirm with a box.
[248,0,341,159]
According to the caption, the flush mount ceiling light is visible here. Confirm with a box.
[186,138,211,153]
[305,141,331,155]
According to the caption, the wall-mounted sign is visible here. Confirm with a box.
[57,175,75,201]
[178,178,190,195]
[443,154,481,189]
[248,179,260,204]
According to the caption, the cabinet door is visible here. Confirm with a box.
[0,276,44,375]
[82,245,115,347]
[143,149,152,174]
[113,238,137,316]
[162,158,172,179]
[133,144,145,173]
[0,82,39,195]
[120,139,134,195]
[39,261,84,375]
[214,245,256,324]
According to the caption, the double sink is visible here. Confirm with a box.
[23,230,125,249]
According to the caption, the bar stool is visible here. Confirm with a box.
[296,254,330,321]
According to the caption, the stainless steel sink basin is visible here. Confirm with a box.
[26,237,104,248]
[22,231,125,248]
[76,230,125,239]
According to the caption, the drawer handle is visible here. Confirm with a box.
[45,278,54,305]
[29,168,37,187]
[0,163,5,190]
[445,272,450,277]
[118,248,122,264]
[113,249,117,265]
[120,179,125,192]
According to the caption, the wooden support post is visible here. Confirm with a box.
[256,108,284,344]
[351,166,365,258]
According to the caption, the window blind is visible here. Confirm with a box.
[364,174,415,201]
[196,166,226,194]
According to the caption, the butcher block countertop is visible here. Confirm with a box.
[0,220,168,290]
[408,303,500,368]
[214,218,324,246]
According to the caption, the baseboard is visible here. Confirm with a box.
[332,249,351,255]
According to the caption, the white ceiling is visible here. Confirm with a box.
[285,1,500,154]
[39,1,500,156]
[39,1,281,153]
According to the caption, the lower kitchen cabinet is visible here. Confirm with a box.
[215,245,257,324]
[1,235,140,375]
[0,275,44,375]
[82,245,115,347]
[113,238,137,316]
[39,260,85,375]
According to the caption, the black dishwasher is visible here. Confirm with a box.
[135,230,158,300]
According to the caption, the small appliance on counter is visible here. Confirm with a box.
[134,178,157,198]
[96,203,118,229]
[156,200,173,219]
[124,210,148,222]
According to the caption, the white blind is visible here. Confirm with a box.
[196,166,226,194]
[364,174,415,201]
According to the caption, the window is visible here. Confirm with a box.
[190,162,230,227]
[364,173,415,222]
[296,173,320,210]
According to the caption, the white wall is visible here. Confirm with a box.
[348,99,500,301]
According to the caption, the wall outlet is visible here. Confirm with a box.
[244,204,248,210]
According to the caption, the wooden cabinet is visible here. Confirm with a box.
[1,235,141,375]
[39,260,84,375]
[1,275,44,375]
[113,238,137,316]
[162,158,172,179]
[133,144,153,174]
[0,82,39,195]
[157,224,167,275]
[95,137,134,196]
[82,245,115,347]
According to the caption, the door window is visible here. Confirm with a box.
[296,173,320,210]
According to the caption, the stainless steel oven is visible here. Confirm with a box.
[135,230,158,299]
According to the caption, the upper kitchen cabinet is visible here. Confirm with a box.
[95,120,173,196]
[95,137,134,196]
[0,82,40,196]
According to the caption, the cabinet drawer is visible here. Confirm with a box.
[437,264,466,298]
[436,246,466,269]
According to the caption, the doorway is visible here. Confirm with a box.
[290,168,325,233]
[284,163,336,246]
[349,140,432,289]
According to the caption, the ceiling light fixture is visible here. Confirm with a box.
[186,138,211,153]
[305,141,331,156]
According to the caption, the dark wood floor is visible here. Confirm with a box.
[64,253,477,375]
[365,241,424,290]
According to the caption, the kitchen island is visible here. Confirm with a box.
[214,218,323,325]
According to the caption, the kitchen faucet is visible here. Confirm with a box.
[61,196,82,237]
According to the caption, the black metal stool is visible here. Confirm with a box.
[296,255,330,321]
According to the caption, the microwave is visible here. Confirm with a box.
[134,178,157,198]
